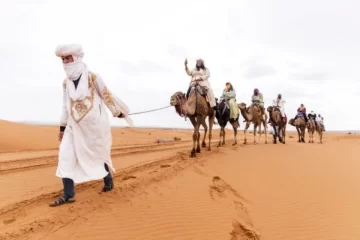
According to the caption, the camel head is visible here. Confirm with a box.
[170,91,186,117]
[170,91,185,106]
[238,102,247,110]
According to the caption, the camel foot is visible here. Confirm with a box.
[222,142,225,146]
[190,149,196,158]
[298,140,301,143]
[208,147,211,151]
[273,141,277,144]
[243,140,247,145]
[301,139,305,143]
[282,141,286,144]
[232,141,237,146]
[217,143,221,148]
[202,142,206,148]
[196,146,201,153]
[265,141,268,144]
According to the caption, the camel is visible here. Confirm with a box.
[170,84,215,157]
[215,98,239,147]
[238,103,267,144]
[315,121,324,144]
[308,119,324,144]
[267,106,287,144]
[289,114,306,143]
[307,118,316,143]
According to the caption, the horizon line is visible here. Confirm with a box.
[2,120,359,133]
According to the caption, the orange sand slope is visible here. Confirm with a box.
[1,120,360,240]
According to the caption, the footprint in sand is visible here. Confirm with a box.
[209,176,247,201]
[160,164,171,168]
[3,218,16,225]
[229,219,261,240]
[122,176,137,181]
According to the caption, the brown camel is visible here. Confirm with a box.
[307,118,316,143]
[315,122,324,144]
[308,119,324,144]
[215,98,239,147]
[267,106,287,144]
[289,116,306,143]
[238,103,267,144]
[170,84,215,157]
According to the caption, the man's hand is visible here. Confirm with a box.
[184,58,188,66]
[58,132,64,142]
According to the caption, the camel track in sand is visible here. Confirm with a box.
[0,139,255,240]
[0,141,195,174]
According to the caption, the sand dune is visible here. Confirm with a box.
[1,120,360,240]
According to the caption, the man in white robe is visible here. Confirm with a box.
[50,44,133,207]
[271,94,286,122]
[184,58,217,112]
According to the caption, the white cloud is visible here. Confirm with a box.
[0,0,359,130]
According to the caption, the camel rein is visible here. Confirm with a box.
[127,105,172,116]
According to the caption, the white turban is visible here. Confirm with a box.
[55,44,84,60]
[55,44,89,101]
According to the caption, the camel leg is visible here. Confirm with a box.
[208,115,214,151]
[196,131,201,153]
[282,126,286,144]
[232,122,238,145]
[189,117,198,157]
[222,128,226,145]
[253,124,257,145]
[217,128,223,147]
[319,129,323,144]
[301,128,306,143]
[263,120,268,144]
[320,132,323,144]
[258,123,262,144]
[243,122,250,144]
[296,127,301,142]
[201,119,208,148]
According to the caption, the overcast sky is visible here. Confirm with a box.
[0,0,359,130]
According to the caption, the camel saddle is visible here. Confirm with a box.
[296,112,305,119]
[190,84,208,96]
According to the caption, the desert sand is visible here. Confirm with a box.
[1,119,360,240]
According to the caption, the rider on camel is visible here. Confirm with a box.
[316,114,326,131]
[184,58,217,116]
[269,94,286,123]
[243,88,265,122]
[220,82,238,121]
[294,104,308,122]
[251,88,265,113]
[308,110,317,128]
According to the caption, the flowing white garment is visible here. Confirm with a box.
[272,99,286,117]
[185,67,216,108]
[57,72,132,183]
